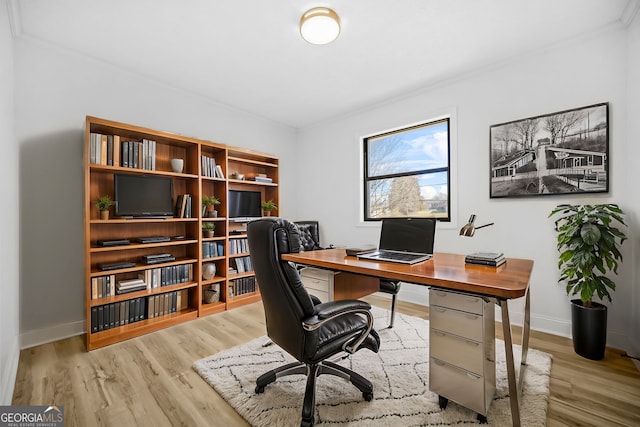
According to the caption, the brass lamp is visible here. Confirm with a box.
[459,214,494,237]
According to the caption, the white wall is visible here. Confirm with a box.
[626,11,640,358]
[0,1,20,404]
[14,37,299,348]
[297,25,637,352]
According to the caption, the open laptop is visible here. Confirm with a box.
[357,218,436,265]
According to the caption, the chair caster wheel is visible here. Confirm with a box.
[301,417,314,427]
[438,395,448,409]
[363,392,373,402]
[255,385,265,394]
[477,414,488,424]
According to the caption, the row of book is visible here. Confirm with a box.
[201,154,225,178]
[138,264,194,288]
[203,241,225,258]
[229,277,257,297]
[464,252,506,267]
[232,256,253,273]
[174,194,194,218]
[229,238,248,255]
[90,289,189,333]
[89,133,120,166]
[90,264,194,300]
[89,133,157,170]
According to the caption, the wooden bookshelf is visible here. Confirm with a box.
[84,116,278,350]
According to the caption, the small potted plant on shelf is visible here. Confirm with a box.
[95,195,114,220]
[261,200,277,216]
[549,203,627,360]
[202,221,215,238]
[202,195,221,218]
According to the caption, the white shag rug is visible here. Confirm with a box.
[193,307,552,426]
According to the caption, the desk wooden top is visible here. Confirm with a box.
[282,249,533,300]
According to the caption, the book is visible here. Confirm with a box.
[464,252,505,267]
[465,252,504,261]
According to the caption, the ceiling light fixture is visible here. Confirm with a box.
[300,7,341,45]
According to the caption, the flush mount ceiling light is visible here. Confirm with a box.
[300,7,341,45]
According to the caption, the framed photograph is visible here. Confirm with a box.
[489,102,609,198]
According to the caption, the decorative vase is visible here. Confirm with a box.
[571,299,607,360]
[100,210,109,220]
[203,284,220,304]
[202,262,217,280]
[170,158,184,173]
[207,206,218,218]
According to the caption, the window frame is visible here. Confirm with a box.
[361,117,452,222]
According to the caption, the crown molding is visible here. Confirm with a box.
[621,0,640,26]
[7,0,22,37]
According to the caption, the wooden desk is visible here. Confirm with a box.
[283,249,533,426]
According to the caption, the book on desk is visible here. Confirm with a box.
[464,252,506,267]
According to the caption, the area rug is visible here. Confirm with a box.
[193,307,552,426]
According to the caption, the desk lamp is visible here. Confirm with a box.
[459,214,494,237]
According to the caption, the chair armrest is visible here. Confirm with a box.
[316,300,371,319]
[302,300,374,354]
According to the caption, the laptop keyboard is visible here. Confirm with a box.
[377,251,430,261]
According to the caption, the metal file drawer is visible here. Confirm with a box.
[430,357,491,415]
[299,267,334,301]
[430,328,484,373]
[430,305,484,342]
[430,289,485,315]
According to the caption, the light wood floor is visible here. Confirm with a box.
[13,296,640,426]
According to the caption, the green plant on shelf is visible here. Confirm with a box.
[95,195,114,211]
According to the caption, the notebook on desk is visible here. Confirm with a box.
[357,218,436,265]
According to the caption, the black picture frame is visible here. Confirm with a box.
[489,102,609,198]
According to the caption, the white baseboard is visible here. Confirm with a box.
[0,336,20,405]
[20,320,85,350]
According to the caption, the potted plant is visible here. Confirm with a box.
[95,195,114,220]
[202,195,221,218]
[202,221,215,238]
[549,203,627,360]
[261,200,277,216]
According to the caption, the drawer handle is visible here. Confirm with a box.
[466,372,481,380]
[464,314,479,320]
[434,307,446,313]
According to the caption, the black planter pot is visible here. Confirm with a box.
[571,299,607,360]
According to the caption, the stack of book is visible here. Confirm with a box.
[116,278,147,294]
[247,173,272,183]
[464,252,506,267]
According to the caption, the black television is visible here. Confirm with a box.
[228,190,262,221]
[114,173,175,218]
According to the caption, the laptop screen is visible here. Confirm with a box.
[379,218,436,254]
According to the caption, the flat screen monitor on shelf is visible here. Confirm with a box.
[228,189,261,222]
[114,173,175,218]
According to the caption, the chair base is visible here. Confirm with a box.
[255,360,374,427]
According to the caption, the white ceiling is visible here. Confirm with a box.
[10,0,639,128]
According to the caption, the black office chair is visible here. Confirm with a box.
[295,220,323,251]
[247,218,380,427]
[379,280,401,328]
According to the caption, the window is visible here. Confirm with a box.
[363,118,451,221]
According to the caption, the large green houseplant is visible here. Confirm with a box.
[549,203,627,359]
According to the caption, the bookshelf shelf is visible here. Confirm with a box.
[84,116,278,350]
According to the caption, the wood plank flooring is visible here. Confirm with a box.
[13,296,640,426]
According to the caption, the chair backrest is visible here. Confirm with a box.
[247,218,316,360]
[295,220,322,251]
